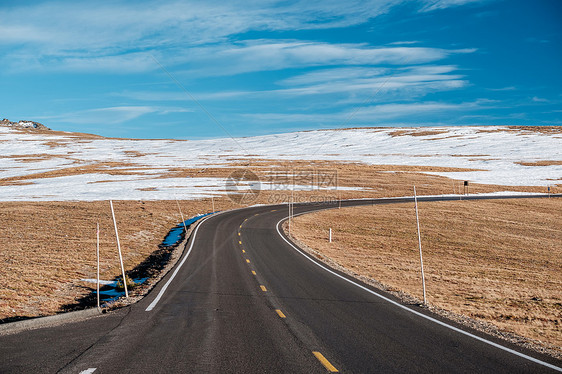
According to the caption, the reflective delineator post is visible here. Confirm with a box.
[414,186,427,305]
[110,200,128,298]
[287,200,291,236]
[329,228,332,243]
[175,199,188,235]
[96,222,100,309]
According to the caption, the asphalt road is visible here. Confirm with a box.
[1,195,561,373]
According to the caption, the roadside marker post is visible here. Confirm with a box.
[329,228,332,243]
[288,188,294,236]
[110,200,129,298]
[212,196,215,212]
[288,199,291,235]
[413,186,427,305]
[96,222,100,309]
[175,199,188,236]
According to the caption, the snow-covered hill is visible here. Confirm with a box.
[0,126,560,201]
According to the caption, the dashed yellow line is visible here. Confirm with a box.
[312,352,338,372]
[260,285,267,292]
[242,249,246,253]
[239,240,242,245]
[246,259,250,263]
[275,309,286,318]
[251,271,256,275]
[238,232,241,236]
[271,209,277,212]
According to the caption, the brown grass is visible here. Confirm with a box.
[508,126,562,135]
[516,161,562,167]
[290,198,562,353]
[0,198,239,321]
[0,157,557,324]
[475,126,562,135]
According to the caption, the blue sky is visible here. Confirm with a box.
[0,0,560,139]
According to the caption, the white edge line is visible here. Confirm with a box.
[79,369,97,374]
[275,213,562,372]
[145,213,216,312]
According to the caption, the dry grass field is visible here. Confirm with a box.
[0,157,557,328]
[0,198,239,321]
[290,198,562,353]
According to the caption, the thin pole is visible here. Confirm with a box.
[176,199,187,245]
[329,228,332,243]
[110,200,128,298]
[288,196,292,235]
[291,188,295,232]
[414,186,427,305]
[212,197,215,212]
[176,199,188,238]
[96,222,100,309]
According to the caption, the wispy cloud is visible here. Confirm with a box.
[243,99,490,125]
[0,0,482,74]
[488,86,516,91]
[121,64,470,104]
[276,64,467,95]
[531,96,549,103]
[37,106,192,125]
[419,0,490,12]
[176,40,475,77]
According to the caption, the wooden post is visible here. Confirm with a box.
[414,186,427,305]
[96,222,100,309]
[110,200,128,298]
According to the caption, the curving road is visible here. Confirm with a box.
[1,195,561,373]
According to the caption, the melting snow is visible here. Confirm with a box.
[0,126,560,201]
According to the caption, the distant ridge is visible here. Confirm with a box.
[0,118,50,130]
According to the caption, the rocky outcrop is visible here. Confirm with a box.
[0,118,51,130]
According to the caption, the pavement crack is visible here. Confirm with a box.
[56,307,131,373]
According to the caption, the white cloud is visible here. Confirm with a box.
[243,99,489,124]
[532,96,549,103]
[38,106,192,125]
[177,41,474,77]
[0,0,481,73]
[488,86,516,91]
[0,1,396,67]
[420,0,489,12]
[119,64,469,105]
[18,52,159,74]
[387,41,420,46]
[278,67,389,86]
[350,101,478,119]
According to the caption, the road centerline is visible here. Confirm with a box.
[275,197,562,372]
[313,351,339,372]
